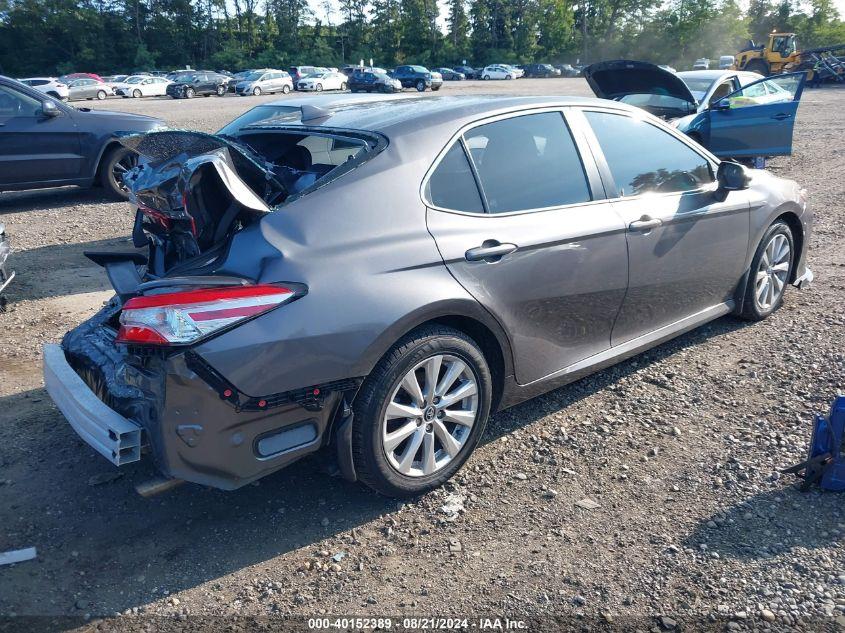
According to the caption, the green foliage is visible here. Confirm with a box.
[0,0,842,76]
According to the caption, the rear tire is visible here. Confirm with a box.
[352,325,492,497]
[341,82,348,91]
[737,221,794,321]
[282,84,291,94]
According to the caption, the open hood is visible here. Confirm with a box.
[583,60,698,116]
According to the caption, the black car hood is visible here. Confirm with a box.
[584,60,697,108]
[75,107,161,125]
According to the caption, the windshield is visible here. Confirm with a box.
[126,77,145,84]
[618,93,695,115]
[243,72,264,81]
[678,77,714,101]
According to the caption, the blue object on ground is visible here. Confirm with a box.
[783,395,845,491]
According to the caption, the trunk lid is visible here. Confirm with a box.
[583,60,698,118]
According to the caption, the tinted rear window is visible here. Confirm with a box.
[463,112,591,213]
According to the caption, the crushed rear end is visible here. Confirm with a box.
[45,124,383,489]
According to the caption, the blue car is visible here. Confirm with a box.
[584,60,806,160]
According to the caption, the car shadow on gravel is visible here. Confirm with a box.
[4,237,142,303]
[0,316,749,621]
[682,486,844,560]
[0,187,121,214]
[480,316,748,444]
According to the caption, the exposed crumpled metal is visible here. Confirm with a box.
[117,130,284,221]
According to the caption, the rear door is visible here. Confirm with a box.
[0,82,83,186]
[579,108,751,345]
[705,72,806,158]
[425,109,629,385]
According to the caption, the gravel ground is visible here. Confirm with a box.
[1,79,844,632]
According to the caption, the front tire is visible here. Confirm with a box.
[737,221,794,321]
[483,74,490,80]
[216,85,225,96]
[253,86,262,96]
[184,87,195,98]
[416,80,426,92]
[96,90,107,100]
[132,89,142,98]
[352,325,492,497]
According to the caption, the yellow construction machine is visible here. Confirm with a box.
[735,32,845,82]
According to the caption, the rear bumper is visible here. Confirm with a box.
[43,344,142,466]
[49,305,360,490]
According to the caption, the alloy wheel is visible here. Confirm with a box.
[382,354,478,477]
[754,233,791,311]
[112,151,139,194]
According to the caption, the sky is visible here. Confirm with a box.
[307,0,845,29]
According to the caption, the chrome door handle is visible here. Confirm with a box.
[465,241,518,262]
[628,216,663,232]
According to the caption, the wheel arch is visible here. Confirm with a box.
[93,139,125,183]
[356,301,515,413]
[773,209,804,283]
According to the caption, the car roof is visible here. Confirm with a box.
[257,94,637,135]
[677,69,763,84]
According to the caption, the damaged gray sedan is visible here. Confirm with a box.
[44,95,813,497]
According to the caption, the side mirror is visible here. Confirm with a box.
[715,161,750,199]
[713,98,731,111]
[40,100,60,118]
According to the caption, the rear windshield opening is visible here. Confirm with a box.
[234,129,374,198]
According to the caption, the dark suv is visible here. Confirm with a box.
[349,70,401,93]
[166,72,229,99]
[0,76,163,198]
[523,63,560,78]
[391,65,443,92]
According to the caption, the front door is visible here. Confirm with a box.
[705,72,806,158]
[425,110,629,384]
[0,84,83,187]
[580,109,751,345]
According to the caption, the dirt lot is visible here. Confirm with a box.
[1,79,844,632]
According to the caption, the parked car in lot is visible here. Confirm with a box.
[555,64,579,77]
[502,64,525,78]
[349,70,402,93]
[522,63,561,78]
[481,65,516,80]
[18,77,68,100]
[693,58,711,70]
[434,68,465,80]
[234,69,293,96]
[452,65,479,79]
[289,66,329,88]
[391,65,442,91]
[584,60,806,159]
[43,93,812,498]
[719,55,736,69]
[296,71,348,91]
[61,72,104,82]
[114,75,172,98]
[0,75,163,198]
[66,77,112,101]
[166,71,228,98]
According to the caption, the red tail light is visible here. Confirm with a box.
[116,284,294,345]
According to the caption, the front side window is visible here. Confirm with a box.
[463,112,591,213]
[0,85,42,119]
[585,111,713,197]
[726,74,800,109]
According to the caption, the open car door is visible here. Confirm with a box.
[704,72,806,159]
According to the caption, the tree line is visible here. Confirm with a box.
[0,0,843,77]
